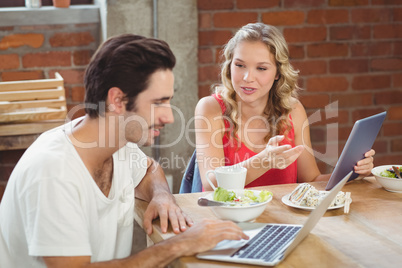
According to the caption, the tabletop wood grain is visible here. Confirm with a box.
[134,177,402,267]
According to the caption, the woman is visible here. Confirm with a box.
[195,23,375,191]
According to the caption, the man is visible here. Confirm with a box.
[0,34,247,267]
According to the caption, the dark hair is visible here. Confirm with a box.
[84,34,176,118]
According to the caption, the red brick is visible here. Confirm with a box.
[372,0,402,5]
[351,108,386,122]
[49,69,85,84]
[330,25,371,40]
[284,0,325,8]
[199,13,212,29]
[329,0,369,6]
[0,26,14,31]
[383,122,402,137]
[213,12,258,28]
[197,0,234,10]
[215,48,225,64]
[329,59,369,73]
[288,45,305,59]
[388,106,402,120]
[373,24,402,39]
[310,127,326,143]
[314,142,342,162]
[0,150,25,165]
[299,94,330,108]
[332,93,372,107]
[337,126,355,141]
[0,33,44,50]
[198,65,221,82]
[307,77,349,92]
[298,77,305,88]
[1,70,44,81]
[391,139,402,152]
[198,48,214,64]
[20,25,65,31]
[316,159,331,174]
[375,153,402,166]
[73,50,93,66]
[71,86,85,102]
[237,0,280,9]
[292,60,327,75]
[49,32,95,47]
[394,72,402,87]
[305,110,349,126]
[284,27,327,43]
[0,181,7,203]
[371,58,402,71]
[351,8,393,23]
[199,30,233,46]
[67,104,86,120]
[262,11,305,26]
[307,9,349,24]
[0,166,15,182]
[395,42,402,56]
[307,43,348,58]
[199,84,214,99]
[352,74,391,90]
[351,42,392,57]
[394,8,402,21]
[371,140,388,154]
[22,51,71,68]
[0,54,19,70]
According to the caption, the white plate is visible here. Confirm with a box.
[281,193,346,211]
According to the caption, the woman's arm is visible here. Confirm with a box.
[195,96,303,190]
[291,100,324,183]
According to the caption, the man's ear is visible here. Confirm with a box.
[107,87,125,114]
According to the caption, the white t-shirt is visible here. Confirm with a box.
[0,118,148,267]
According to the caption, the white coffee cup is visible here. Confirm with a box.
[206,166,247,190]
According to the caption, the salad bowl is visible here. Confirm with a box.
[372,165,402,193]
[201,188,272,222]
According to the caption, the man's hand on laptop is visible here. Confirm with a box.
[169,219,249,256]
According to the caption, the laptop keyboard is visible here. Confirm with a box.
[232,225,301,262]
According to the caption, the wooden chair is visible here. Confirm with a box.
[0,73,67,150]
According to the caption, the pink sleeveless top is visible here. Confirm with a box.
[212,94,297,187]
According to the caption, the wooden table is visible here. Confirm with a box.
[134,177,402,267]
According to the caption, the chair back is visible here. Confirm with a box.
[179,150,203,193]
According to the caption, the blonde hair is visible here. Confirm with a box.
[216,23,300,144]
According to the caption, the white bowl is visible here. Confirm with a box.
[203,189,272,222]
[372,165,402,193]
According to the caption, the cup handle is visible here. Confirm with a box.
[205,170,217,191]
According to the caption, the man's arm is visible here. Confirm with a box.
[135,157,193,234]
[43,218,248,268]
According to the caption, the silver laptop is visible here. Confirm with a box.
[197,171,352,266]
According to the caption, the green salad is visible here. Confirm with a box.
[380,167,401,179]
[213,187,272,205]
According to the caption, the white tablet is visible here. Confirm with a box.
[325,111,387,190]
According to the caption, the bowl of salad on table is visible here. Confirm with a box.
[371,165,402,193]
[199,187,273,222]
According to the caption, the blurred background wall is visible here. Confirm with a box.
[1,0,401,200]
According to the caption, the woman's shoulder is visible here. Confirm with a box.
[195,95,223,117]
[290,99,307,124]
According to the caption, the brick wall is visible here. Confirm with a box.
[0,22,100,199]
[198,0,402,173]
